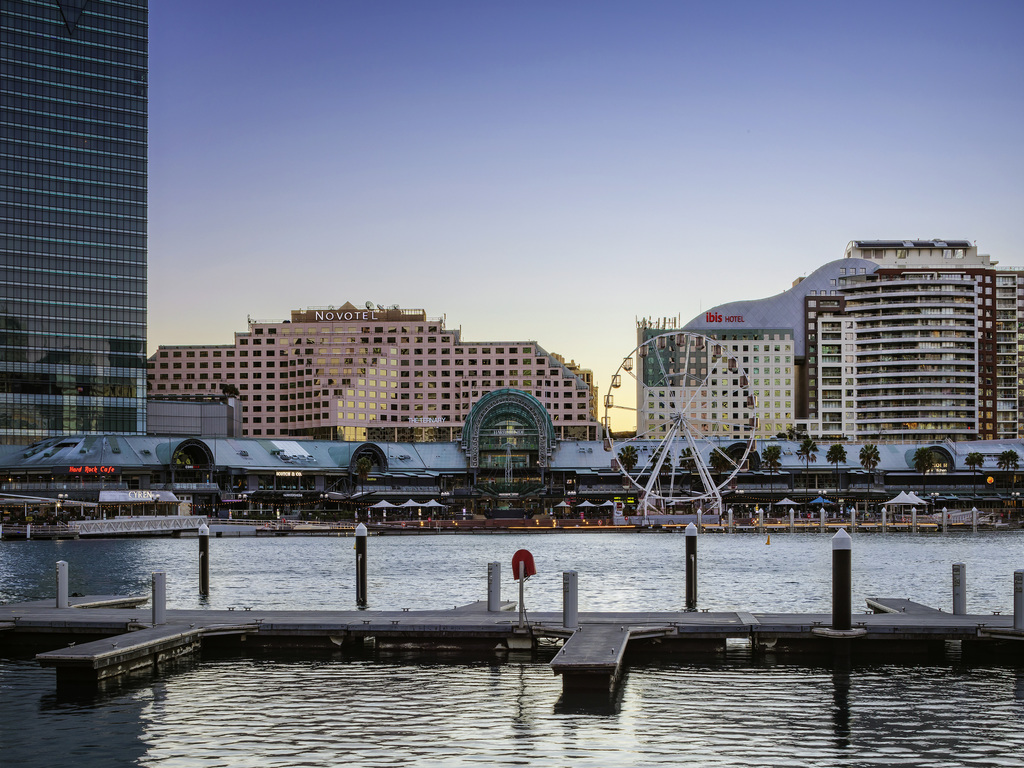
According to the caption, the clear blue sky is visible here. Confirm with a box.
[148,0,1024,428]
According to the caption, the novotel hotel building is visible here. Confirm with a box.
[148,303,600,443]
[647,240,1024,443]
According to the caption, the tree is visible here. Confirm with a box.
[997,450,1020,490]
[761,444,782,494]
[859,443,880,491]
[913,447,935,495]
[826,444,847,488]
[220,382,240,398]
[964,452,984,496]
[617,445,639,473]
[796,438,818,488]
[709,448,732,480]
[355,456,373,494]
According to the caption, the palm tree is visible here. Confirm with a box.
[859,444,880,491]
[709,448,732,484]
[964,452,984,496]
[355,456,373,495]
[826,444,847,489]
[796,438,818,489]
[997,450,1020,491]
[762,444,782,494]
[913,447,935,496]
[617,445,639,473]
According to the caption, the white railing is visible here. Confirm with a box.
[70,515,209,536]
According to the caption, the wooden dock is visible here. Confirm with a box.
[3,596,1022,697]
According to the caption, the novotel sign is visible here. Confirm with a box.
[705,311,745,324]
[313,310,379,321]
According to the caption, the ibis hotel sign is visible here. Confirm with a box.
[705,311,745,324]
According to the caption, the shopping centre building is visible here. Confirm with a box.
[641,240,1024,442]
[148,304,600,443]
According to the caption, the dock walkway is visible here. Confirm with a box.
[3,596,1023,697]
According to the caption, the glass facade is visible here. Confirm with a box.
[1,0,148,443]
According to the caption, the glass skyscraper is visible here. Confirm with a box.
[1,0,147,444]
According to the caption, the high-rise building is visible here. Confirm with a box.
[660,239,1023,442]
[1,1,148,444]
[148,303,601,442]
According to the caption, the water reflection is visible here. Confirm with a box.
[4,535,1024,766]
[831,665,851,750]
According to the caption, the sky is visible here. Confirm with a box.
[147,0,1024,430]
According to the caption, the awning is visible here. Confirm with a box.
[99,490,180,503]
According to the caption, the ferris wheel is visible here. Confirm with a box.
[603,331,757,517]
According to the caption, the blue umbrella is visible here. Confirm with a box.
[810,496,833,505]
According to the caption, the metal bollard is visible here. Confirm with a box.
[832,529,852,631]
[820,508,826,533]
[727,507,734,533]
[487,561,501,612]
[912,507,918,534]
[1014,570,1023,631]
[355,522,368,607]
[198,521,210,596]
[56,560,69,609]
[563,570,578,630]
[26,523,31,540]
[152,571,166,625]
[757,508,764,534]
[952,562,967,615]
[685,522,697,611]
[881,506,887,533]
[789,509,795,533]
[971,507,978,533]
[942,507,948,534]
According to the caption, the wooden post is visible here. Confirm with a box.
[685,522,697,611]
[152,571,166,625]
[355,522,368,607]
[952,562,966,615]
[563,570,578,630]
[198,522,210,596]
[487,562,501,611]
[832,529,852,631]
[56,560,68,609]
[1014,570,1023,631]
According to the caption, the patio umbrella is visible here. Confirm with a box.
[599,501,615,507]
[422,499,445,508]
[810,496,832,505]
[775,498,799,506]
[400,499,420,507]
[554,501,570,508]
[577,501,596,507]
[885,491,915,505]
[368,500,396,509]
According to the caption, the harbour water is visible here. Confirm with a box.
[2,532,1024,767]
